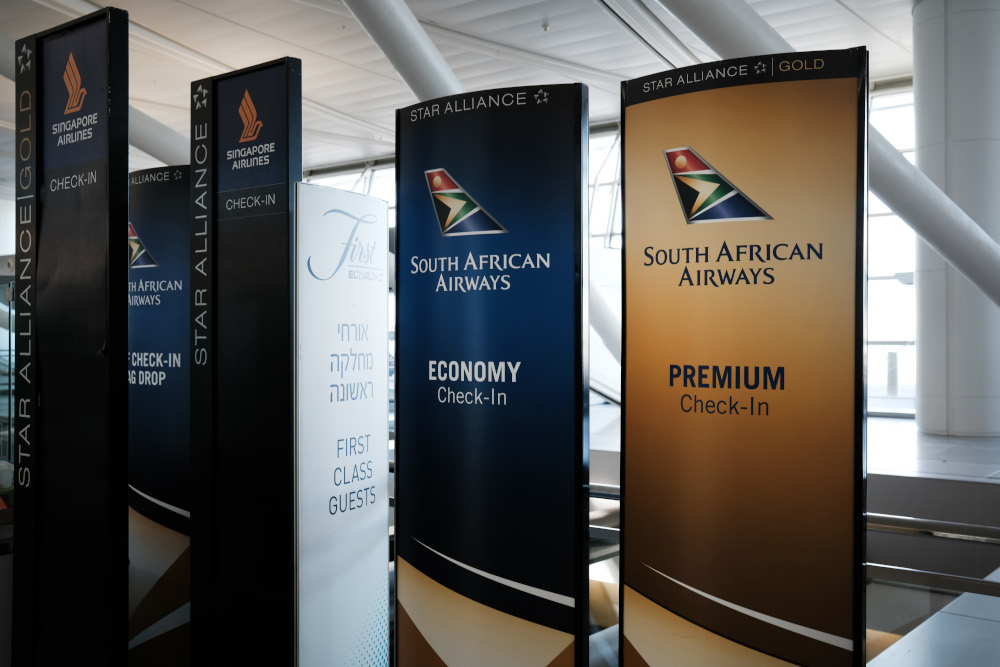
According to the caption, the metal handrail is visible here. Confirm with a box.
[867,563,1000,598]
[868,513,1000,545]
[590,483,621,500]
[590,381,621,406]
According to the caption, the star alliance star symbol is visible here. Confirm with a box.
[18,44,32,73]
[754,61,767,75]
[534,88,549,104]
[174,169,183,180]
[193,84,209,110]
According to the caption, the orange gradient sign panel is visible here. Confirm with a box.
[622,49,866,667]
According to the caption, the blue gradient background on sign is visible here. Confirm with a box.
[128,168,191,523]
[396,84,584,632]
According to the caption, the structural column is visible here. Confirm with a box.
[914,0,1000,435]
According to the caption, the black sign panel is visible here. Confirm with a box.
[189,58,302,664]
[14,8,129,666]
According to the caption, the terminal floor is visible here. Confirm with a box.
[867,416,1000,482]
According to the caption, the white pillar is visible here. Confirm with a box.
[914,0,1000,435]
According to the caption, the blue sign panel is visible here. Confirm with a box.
[128,166,191,531]
[127,166,192,660]
[396,84,589,666]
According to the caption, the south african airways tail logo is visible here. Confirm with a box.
[665,148,770,224]
[129,223,158,268]
[425,168,507,236]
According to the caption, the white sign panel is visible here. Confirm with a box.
[295,183,389,666]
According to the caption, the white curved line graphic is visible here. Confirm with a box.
[643,563,853,651]
[415,539,575,608]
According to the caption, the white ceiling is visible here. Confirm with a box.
[0,0,914,199]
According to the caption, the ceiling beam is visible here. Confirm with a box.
[302,0,628,94]
[129,107,189,165]
[342,0,464,101]
[659,0,789,58]
[597,0,699,68]
[658,0,1000,310]
[419,21,625,93]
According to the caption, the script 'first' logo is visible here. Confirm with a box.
[63,53,86,114]
[665,148,770,224]
[425,168,506,236]
[129,223,158,269]
[238,90,263,143]
[306,208,379,281]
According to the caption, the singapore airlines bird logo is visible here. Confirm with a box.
[238,90,263,143]
[425,168,507,236]
[664,147,771,224]
[63,53,87,114]
[128,223,158,268]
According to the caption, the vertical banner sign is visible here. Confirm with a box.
[128,166,192,662]
[294,184,389,666]
[189,59,302,664]
[396,84,590,667]
[129,166,192,531]
[14,8,129,666]
[621,49,867,667]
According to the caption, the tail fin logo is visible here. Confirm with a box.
[238,90,263,143]
[129,223,158,269]
[665,148,771,224]
[425,169,507,236]
[63,53,87,114]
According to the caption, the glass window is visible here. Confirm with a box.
[868,90,916,415]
